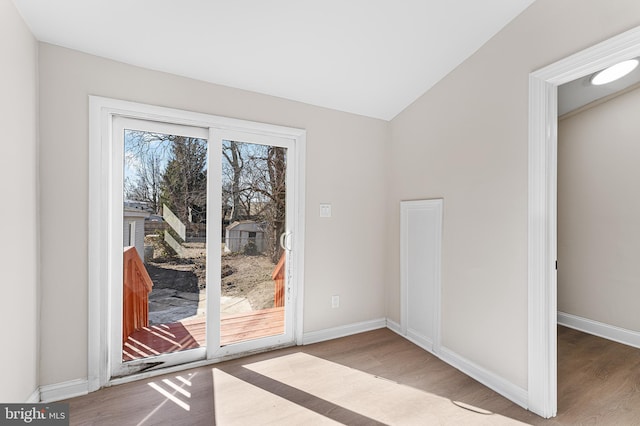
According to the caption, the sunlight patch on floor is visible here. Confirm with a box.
[139,373,196,425]
[212,368,340,425]
[236,352,528,425]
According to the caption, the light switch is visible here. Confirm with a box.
[320,204,332,218]
[331,295,340,308]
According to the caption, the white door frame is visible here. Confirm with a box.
[528,25,640,418]
[88,96,306,391]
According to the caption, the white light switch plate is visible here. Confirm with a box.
[331,295,339,308]
[320,204,332,218]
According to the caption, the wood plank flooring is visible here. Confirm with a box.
[220,307,285,346]
[65,326,640,425]
[123,307,285,361]
[554,325,640,424]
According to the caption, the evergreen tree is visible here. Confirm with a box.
[160,136,208,225]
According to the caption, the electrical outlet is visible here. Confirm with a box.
[331,295,339,308]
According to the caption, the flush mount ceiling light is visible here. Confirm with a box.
[591,59,639,85]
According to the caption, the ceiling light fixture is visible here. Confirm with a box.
[591,59,639,85]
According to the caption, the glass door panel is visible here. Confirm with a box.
[113,117,209,377]
[220,140,288,346]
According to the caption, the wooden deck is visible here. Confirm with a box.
[123,307,285,362]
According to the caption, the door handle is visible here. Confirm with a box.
[279,232,292,251]
[279,232,286,250]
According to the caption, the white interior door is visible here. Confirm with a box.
[400,199,443,354]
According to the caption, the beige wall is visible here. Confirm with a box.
[0,0,39,402]
[38,44,389,386]
[388,0,640,390]
[558,87,640,331]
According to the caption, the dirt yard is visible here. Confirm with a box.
[220,252,277,310]
[145,237,276,311]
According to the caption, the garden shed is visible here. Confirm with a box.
[123,206,150,262]
[225,221,265,253]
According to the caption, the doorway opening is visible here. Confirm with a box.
[528,25,640,418]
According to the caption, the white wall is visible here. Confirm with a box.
[0,0,39,402]
[38,44,389,386]
[558,87,640,331]
[388,0,640,391]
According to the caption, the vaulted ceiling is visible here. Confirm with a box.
[12,0,536,120]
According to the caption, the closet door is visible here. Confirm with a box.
[400,199,443,354]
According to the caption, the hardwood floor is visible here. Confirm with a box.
[554,325,640,425]
[64,326,640,425]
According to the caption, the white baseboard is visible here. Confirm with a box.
[302,318,387,345]
[37,318,387,402]
[405,330,435,355]
[386,318,402,335]
[438,346,528,410]
[387,320,527,410]
[37,318,530,410]
[558,311,640,349]
[26,389,40,403]
[40,379,89,403]
[389,321,437,355]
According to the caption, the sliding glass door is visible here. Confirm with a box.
[108,117,298,379]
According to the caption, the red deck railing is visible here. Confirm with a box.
[123,246,154,343]
[272,253,286,307]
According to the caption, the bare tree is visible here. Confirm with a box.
[124,152,163,213]
[124,131,173,213]
[220,140,288,262]
[222,141,244,222]
[262,146,287,262]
